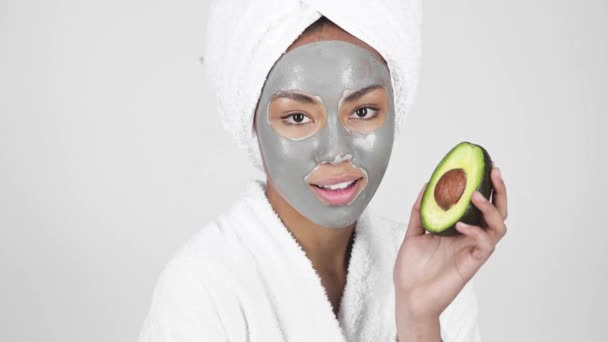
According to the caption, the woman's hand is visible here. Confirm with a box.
[393,165,508,341]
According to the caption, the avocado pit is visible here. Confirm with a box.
[434,168,467,210]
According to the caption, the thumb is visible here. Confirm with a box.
[404,182,429,238]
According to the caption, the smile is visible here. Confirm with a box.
[308,176,366,206]
[313,178,358,190]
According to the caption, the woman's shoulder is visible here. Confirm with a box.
[138,218,237,341]
[156,179,270,281]
[153,220,234,292]
[143,213,246,322]
[162,205,249,279]
[170,182,262,267]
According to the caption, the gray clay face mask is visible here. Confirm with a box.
[255,40,395,228]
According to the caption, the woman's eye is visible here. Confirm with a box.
[282,113,312,126]
[350,107,378,120]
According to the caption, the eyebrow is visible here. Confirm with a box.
[342,84,385,103]
[271,84,385,104]
[271,91,319,105]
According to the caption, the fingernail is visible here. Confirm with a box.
[474,191,486,202]
[456,221,469,229]
[496,167,502,181]
[492,160,497,168]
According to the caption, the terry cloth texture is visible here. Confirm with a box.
[201,0,422,171]
[137,179,482,341]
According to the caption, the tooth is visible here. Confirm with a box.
[321,180,355,190]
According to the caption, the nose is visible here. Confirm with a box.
[316,114,353,164]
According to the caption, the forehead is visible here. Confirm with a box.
[263,40,391,96]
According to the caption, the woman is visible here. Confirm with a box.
[138,1,508,341]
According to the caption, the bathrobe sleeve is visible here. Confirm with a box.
[439,278,483,342]
[137,258,228,342]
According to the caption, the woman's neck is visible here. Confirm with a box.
[265,178,356,276]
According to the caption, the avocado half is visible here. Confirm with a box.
[420,141,493,236]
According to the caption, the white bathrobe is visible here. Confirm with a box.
[137,179,482,341]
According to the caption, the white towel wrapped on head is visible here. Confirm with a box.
[201,0,422,171]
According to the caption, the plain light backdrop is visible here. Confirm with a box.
[1,0,606,341]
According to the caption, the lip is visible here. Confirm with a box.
[310,175,362,186]
[304,162,368,206]
[307,176,367,206]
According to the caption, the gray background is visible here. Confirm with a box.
[1,0,606,341]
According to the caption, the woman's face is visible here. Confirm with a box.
[255,40,395,228]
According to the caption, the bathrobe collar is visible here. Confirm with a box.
[236,178,398,341]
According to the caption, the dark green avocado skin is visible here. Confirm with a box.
[433,144,494,237]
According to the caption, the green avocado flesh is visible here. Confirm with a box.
[420,141,493,236]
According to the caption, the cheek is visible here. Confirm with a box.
[352,131,394,171]
[259,129,316,170]
[353,132,378,152]
[274,138,301,162]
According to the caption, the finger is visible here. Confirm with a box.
[490,166,508,221]
[451,222,496,281]
[405,182,428,238]
[455,222,496,260]
[471,190,507,242]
